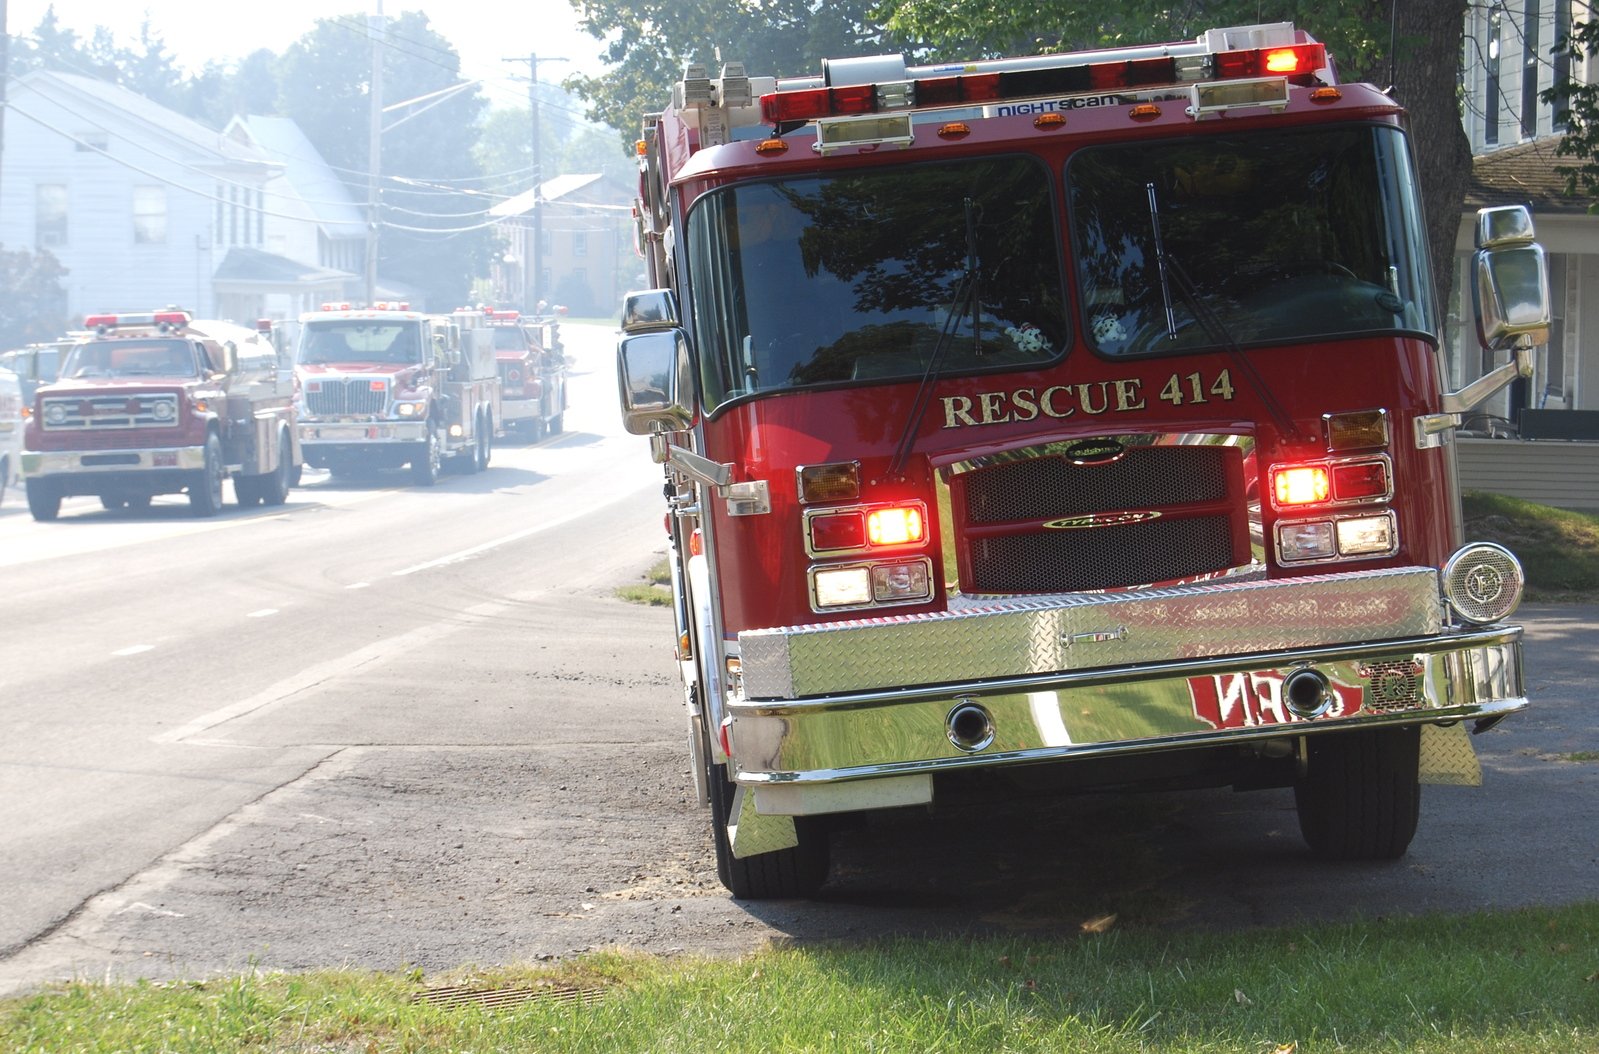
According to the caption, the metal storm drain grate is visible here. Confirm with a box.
[414,984,605,1011]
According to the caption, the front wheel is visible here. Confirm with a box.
[410,429,441,486]
[706,760,829,899]
[26,480,61,521]
[189,435,225,517]
[259,433,293,506]
[1294,727,1420,860]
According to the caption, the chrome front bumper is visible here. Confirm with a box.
[297,420,427,445]
[22,445,206,477]
[729,567,1525,787]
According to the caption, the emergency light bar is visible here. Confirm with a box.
[82,310,192,334]
[759,38,1325,125]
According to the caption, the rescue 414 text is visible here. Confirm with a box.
[940,369,1236,429]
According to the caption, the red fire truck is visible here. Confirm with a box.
[294,303,500,484]
[22,310,302,520]
[616,23,1553,898]
[483,308,568,439]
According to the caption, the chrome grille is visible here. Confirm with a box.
[305,378,387,416]
[969,514,1236,593]
[947,435,1252,595]
[41,393,179,430]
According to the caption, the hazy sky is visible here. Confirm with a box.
[5,1,611,108]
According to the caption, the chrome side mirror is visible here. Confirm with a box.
[621,288,680,334]
[617,328,693,436]
[1473,205,1551,352]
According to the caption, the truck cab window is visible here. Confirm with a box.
[1068,125,1435,356]
[687,156,1068,411]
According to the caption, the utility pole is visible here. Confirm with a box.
[504,53,565,313]
[364,1,386,307]
[1,0,10,209]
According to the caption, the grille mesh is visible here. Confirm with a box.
[965,446,1229,523]
[969,514,1235,593]
[306,379,387,416]
[1361,660,1424,712]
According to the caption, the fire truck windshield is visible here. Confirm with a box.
[62,339,199,379]
[1069,124,1435,356]
[687,156,1067,410]
[491,326,531,351]
[297,321,423,365]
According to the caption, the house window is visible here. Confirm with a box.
[216,185,225,246]
[1521,0,1541,138]
[1553,0,1572,130]
[572,231,588,257]
[230,185,240,245]
[133,186,167,244]
[1485,6,1503,146]
[36,184,68,247]
[255,188,265,245]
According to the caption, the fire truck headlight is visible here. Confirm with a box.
[1277,520,1335,562]
[1335,513,1397,557]
[813,566,872,608]
[1442,542,1524,624]
[152,400,176,421]
[44,404,67,425]
[871,560,932,602]
[394,400,426,417]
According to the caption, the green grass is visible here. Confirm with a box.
[616,558,673,607]
[4,906,1596,1052]
[1461,491,1599,599]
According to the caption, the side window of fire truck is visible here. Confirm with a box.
[686,156,1067,411]
[1067,125,1435,357]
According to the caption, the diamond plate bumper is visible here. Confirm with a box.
[728,568,1525,787]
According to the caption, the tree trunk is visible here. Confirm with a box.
[1386,0,1475,320]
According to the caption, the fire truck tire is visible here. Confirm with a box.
[189,435,225,517]
[1294,726,1420,861]
[26,480,61,521]
[258,434,293,506]
[411,431,441,486]
[706,761,829,900]
[476,413,492,471]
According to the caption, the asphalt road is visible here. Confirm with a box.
[0,325,1594,996]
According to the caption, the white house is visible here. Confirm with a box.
[489,172,634,316]
[0,72,369,327]
[1,70,281,319]
[1451,1,1599,510]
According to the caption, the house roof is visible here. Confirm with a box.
[1466,137,1594,215]
[225,116,367,239]
[213,247,354,287]
[490,173,632,218]
[11,70,278,176]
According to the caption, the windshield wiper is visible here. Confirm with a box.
[1145,184,1310,446]
[887,197,982,481]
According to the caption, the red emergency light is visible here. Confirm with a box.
[759,41,1327,124]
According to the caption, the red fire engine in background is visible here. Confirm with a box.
[294,303,500,485]
[22,310,302,520]
[616,23,1552,898]
[482,308,568,440]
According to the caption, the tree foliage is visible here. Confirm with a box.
[0,246,70,348]
[273,11,493,310]
[566,0,907,143]
[1541,15,1599,212]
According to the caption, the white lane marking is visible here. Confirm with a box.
[151,592,535,744]
[247,608,279,618]
[390,494,632,577]
[345,582,370,590]
[113,644,155,656]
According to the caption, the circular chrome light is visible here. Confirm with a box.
[44,403,66,424]
[151,400,176,421]
[1442,542,1524,624]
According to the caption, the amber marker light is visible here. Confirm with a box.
[755,138,789,156]
[866,505,926,546]
[1033,113,1066,130]
[1129,103,1161,121]
[1310,87,1343,103]
[1273,465,1331,506]
[937,122,971,139]
[798,462,860,503]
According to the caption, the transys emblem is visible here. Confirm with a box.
[1043,510,1163,530]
